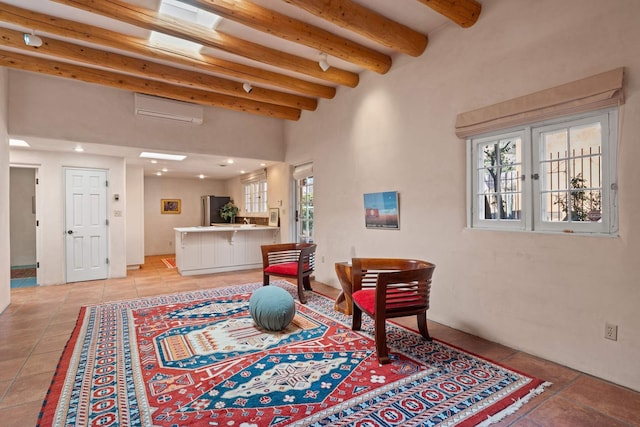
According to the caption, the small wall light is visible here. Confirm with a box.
[242,82,253,93]
[318,52,330,72]
[23,32,43,47]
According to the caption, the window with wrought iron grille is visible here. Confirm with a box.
[468,109,618,235]
[244,179,267,214]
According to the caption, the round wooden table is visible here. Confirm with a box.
[334,262,353,315]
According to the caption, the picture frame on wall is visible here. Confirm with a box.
[268,208,279,227]
[364,191,399,229]
[161,199,181,214]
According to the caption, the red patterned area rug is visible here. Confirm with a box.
[39,282,549,426]
[161,257,176,269]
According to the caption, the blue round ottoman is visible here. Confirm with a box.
[249,286,296,331]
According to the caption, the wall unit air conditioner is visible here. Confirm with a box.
[134,93,204,124]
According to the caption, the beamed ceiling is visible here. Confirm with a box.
[0,0,481,121]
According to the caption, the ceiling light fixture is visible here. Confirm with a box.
[318,52,330,72]
[227,159,234,164]
[23,32,43,47]
[74,145,84,152]
[199,174,205,179]
[242,82,253,93]
[156,171,162,176]
[140,152,187,161]
[161,168,168,172]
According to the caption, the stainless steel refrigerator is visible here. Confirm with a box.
[201,195,230,226]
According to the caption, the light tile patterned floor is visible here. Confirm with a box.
[0,255,638,426]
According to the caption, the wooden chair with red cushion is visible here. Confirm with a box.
[261,243,317,304]
[351,258,436,364]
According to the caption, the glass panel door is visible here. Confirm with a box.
[296,176,314,243]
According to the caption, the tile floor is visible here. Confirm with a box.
[0,255,638,427]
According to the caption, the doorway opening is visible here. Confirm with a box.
[9,166,38,288]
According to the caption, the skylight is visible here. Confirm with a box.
[150,0,222,52]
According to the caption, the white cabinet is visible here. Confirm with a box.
[174,226,279,276]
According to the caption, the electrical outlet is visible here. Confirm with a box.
[605,323,618,341]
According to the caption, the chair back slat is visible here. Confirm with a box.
[378,268,434,313]
[267,249,301,265]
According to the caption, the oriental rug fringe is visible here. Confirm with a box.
[39,281,549,426]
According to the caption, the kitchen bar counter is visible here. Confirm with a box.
[174,225,279,276]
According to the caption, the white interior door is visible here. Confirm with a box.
[65,168,109,283]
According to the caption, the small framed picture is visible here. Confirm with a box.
[161,199,181,214]
[268,208,279,227]
[364,191,399,229]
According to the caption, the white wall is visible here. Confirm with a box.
[9,150,127,285]
[126,165,144,267]
[224,163,291,240]
[267,163,293,242]
[285,0,640,391]
[8,72,285,162]
[144,176,226,255]
[0,68,10,313]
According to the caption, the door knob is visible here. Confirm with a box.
[67,230,73,234]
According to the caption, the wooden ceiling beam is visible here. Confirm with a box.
[0,2,335,99]
[416,0,481,28]
[282,0,428,57]
[53,0,359,87]
[0,27,316,111]
[180,0,392,73]
[0,49,301,120]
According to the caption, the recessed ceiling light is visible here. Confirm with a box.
[260,163,266,167]
[74,145,84,152]
[240,170,246,174]
[161,168,168,172]
[150,160,158,164]
[156,171,162,176]
[227,159,234,164]
[199,174,206,179]
[9,139,30,147]
[140,152,187,161]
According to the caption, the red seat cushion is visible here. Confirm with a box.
[265,262,310,276]
[352,289,376,313]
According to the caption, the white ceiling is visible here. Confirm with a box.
[3,0,460,179]
[9,136,277,180]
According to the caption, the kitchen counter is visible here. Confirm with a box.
[174,224,276,232]
[174,225,279,276]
